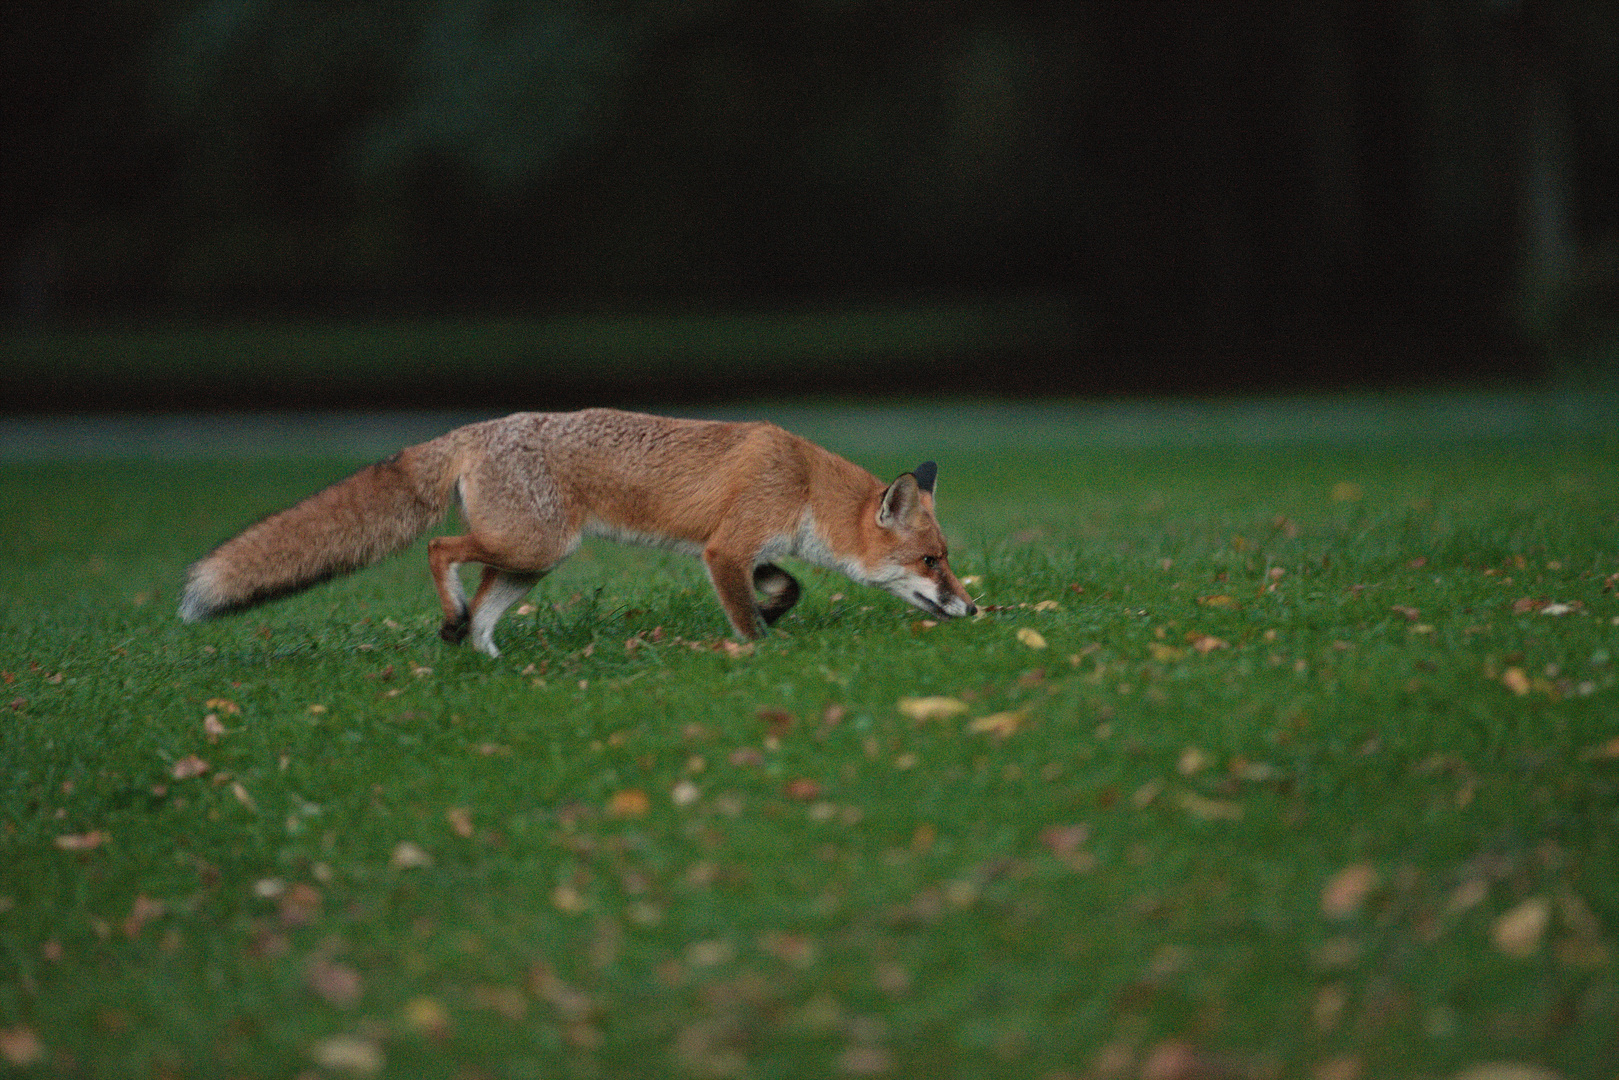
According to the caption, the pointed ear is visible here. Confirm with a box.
[877,473,922,529]
[912,461,937,495]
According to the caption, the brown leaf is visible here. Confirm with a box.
[1321,864,1378,919]
[445,806,474,838]
[1491,897,1549,959]
[606,788,651,818]
[0,1027,45,1067]
[1579,736,1619,761]
[204,697,241,715]
[306,957,363,1009]
[1188,634,1229,654]
[1148,642,1186,662]
[1501,667,1531,696]
[278,882,323,926]
[171,754,210,780]
[1177,747,1211,776]
[122,894,165,938]
[1197,595,1238,609]
[1511,597,1545,615]
[756,707,796,738]
[1452,1065,1562,1080]
[784,778,822,801]
[1039,823,1090,857]
[1391,605,1421,621]
[54,830,109,851]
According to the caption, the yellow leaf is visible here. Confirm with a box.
[1197,595,1238,609]
[1016,627,1048,649]
[1491,897,1549,959]
[402,996,450,1037]
[1501,667,1531,695]
[897,696,968,722]
[1177,747,1211,776]
[1148,642,1185,662]
[204,697,241,715]
[967,710,1026,737]
[1032,599,1060,612]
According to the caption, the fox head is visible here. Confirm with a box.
[865,461,978,620]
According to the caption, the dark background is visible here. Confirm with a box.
[4,1,1617,408]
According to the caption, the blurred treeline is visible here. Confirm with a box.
[4,1,1617,398]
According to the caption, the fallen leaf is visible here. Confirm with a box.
[307,958,363,1009]
[309,1033,383,1076]
[607,789,651,818]
[390,841,433,869]
[1033,599,1060,612]
[1177,791,1243,821]
[54,830,109,851]
[897,696,968,722]
[203,713,229,742]
[1512,597,1544,615]
[686,939,735,967]
[279,882,323,926]
[1198,595,1238,609]
[1016,627,1048,649]
[1039,823,1089,857]
[445,807,474,838]
[719,640,755,658]
[204,697,241,715]
[122,894,165,938]
[1189,634,1229,654]
[1331,482,1362,502]
[1391,605,1421,621]
[1177,747,1211,776]
[784,778,822,801]
[1445,879,1489,916]
[1452,1064,1562,1080]
[1501,667,1531,696]
[1321,864,1379,919]
[231,781,257,812]
[1580,736,1619,761]
[967,710,1026,737]
[0,1027,45,1067]
[838,1044,896,1076]
[551,885,587,913]
[670,780,701,807]
[1148,642,1185,662]
[171,754,210,780]
[402,996,449,1037]
[1491,897,1550,959]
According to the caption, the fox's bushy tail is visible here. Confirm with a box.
[179,440,460,622]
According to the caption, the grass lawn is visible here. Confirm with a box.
[2,402,1618,1079]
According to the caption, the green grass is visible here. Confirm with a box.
[3,411,1618,1078]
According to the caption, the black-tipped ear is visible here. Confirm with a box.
[912,461,937,494]
[877,473,921,529]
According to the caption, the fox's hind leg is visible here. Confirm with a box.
[753,563,801,627]
[429,534,482,643]
[467,569,542,657]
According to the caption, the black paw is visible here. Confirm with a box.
[439,615,470,644]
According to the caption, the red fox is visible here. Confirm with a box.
[180,408,977,656]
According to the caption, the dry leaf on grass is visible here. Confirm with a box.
[607,788,651,818]
[203,713,230,742]
[784,778,822,801]
[1491,897,1549,959]
[204,697,241,715]
[1177,792,1243,821]
[309,1033,383,1075]
[0,1027,45,1067]
[306,957,363,1009]
[445,807,474,838]
[897,696,968,722]
[1452,1065,1562,1080]
[390,841,433,869]
[1579,736,1619,761]
[54,830,109,851]
[171,754,209,780]
[1148,642,1185,662]
[402,996,450,1037]
[1016,627,1048,649]
[671,780,701,807]
[279,882,323,926]
[1189,635,1229,654]
[967,710,1026,737]
[1321,864,1379,918]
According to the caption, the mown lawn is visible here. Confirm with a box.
[2,407,1617,1079]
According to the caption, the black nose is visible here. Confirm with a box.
[963,600,978,616]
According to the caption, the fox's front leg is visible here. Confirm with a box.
[704,548,766,640]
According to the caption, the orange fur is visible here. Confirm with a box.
[181,409,975,656]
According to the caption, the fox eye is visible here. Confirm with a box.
[922,555,939,570]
